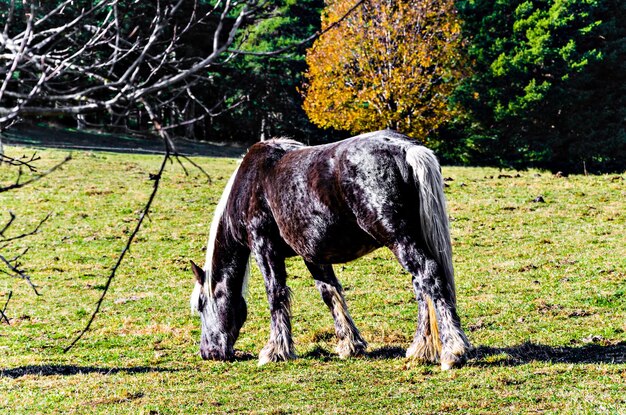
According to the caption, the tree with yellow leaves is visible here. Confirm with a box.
[302,0,466,141]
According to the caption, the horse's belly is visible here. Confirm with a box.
[278,218,381,264]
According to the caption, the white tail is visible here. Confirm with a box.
[405,146,456,301]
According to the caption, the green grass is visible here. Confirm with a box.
[1,146,624,414]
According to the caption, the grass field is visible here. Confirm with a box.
[1,145,624,414]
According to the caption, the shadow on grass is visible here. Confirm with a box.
[367,346,406,359]
[12,342,619,375]
[472,341,626,366]
[0,365,179,379]
[301,341,626,366]
[301,345,406,361]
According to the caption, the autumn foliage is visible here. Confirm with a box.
[302,0,466,141]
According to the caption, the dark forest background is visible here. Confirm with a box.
[1,0,624,173]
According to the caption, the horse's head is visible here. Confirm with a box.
[190,260,246,360]
[190,261,247,360]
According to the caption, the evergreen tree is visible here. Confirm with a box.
[211,0,326,143]
[454,0,626,172]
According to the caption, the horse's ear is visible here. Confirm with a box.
[190,260,205,285]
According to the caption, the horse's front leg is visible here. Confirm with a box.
[305,262,367,358]
[254,250,296,365]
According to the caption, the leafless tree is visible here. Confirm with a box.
[0,0,276,143]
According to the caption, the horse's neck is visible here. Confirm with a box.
[209,224,250,295]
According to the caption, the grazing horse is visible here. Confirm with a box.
[190,129,472,370]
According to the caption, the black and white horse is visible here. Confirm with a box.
[190,130,472,369]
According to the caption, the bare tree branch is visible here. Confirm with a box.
[0,148,70,317]
[1,291,12,324]
[0,0,274,136]
[0,152,41,171]
[0,211,16,237]
[0,155,71,194]
[231,0,366,57]
[0,213,50,244]
[0,251,40,295]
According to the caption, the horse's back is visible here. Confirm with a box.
[237,130,423,263]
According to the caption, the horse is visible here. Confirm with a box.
[189,129,472,370]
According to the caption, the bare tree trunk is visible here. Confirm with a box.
[76,114,86,130]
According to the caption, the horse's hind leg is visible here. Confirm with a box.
[254,251,296,365]
[406,288,441,364]
[305,262,367,358]
[393,240,472,370]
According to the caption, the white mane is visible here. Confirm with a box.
[204,164,250,298]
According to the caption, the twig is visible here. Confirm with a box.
[0,211,16,237]
[1,291,12,324]
[176,154,212,183]
[0,253,40,295]
[0,153,42,171]
[0,155,71,194]
[1,213,51,243]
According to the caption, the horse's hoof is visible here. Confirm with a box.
[257,354,272,367]
[200,347,233,361]
[440,354,467,370]
[258,354,295,366]
[405,336,440,364]
[258,343,296,366]
[441,361,453,370]
[257,354,296,366]
[336,339,367,359]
